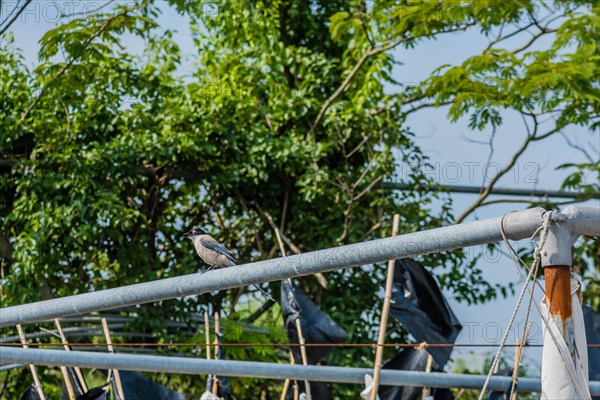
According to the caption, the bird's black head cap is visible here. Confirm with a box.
[182,227,207,238]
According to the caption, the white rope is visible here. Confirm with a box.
[477,211,554,400]
[499,212,588,399]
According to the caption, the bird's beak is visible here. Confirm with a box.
[181,231,192,239]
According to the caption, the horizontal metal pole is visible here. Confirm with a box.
[562,206,600,237]
[381,182,598,199]
[0,363,25,371]
[0,208,548,327]
[0,208,547,327]
[2,347,598,394]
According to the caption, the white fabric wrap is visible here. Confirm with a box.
[541,277,590,399]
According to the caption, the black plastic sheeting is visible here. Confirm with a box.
[281,280,348,400]
[388,259,462,368]
[19,385,44,400]
[76,385,110,400]
[485,368,514,400]
[584,305,600,400]
[286,380,333,400]
[378,347,453,400]
[61,367,86,399]
[280,280,348,365]
[113,371,185,400]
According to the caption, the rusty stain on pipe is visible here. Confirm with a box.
[544,266,572,338]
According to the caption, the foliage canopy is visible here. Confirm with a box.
[0,0,597,397]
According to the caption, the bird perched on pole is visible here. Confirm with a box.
[182,227,274,301]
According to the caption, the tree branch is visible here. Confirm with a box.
[310,23,476,133]
[454,118,560,224]
[18,11,129,125]
[485,21,538,51]
[255,203,328,288]
[60,0,116,18]
[247,298,276,323]
[0,0,33,36]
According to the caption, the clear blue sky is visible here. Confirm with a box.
[4,0,599,375]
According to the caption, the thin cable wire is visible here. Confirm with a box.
[5,342,597,348]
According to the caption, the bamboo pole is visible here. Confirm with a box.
[292,352,299,400]
[204,310,216,395]
[275,228,311,399]
[204,311,211,361]
[511,338,521,400]
[294,318,311,399]
[55,319,88,392]
[16,325,47,400]
[370,214,401,400]
[101,318,125,400]
[280,350,299,400]
[60,365,76,400]
[275,228,298,400]
[212,312,220,395]
[280,377,291,400]
[421,354,433,398]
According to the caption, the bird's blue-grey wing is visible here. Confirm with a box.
[200,240,236,262]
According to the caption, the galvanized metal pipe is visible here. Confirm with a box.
[381,182,599,199]
[1,347,599,394]
[0,208,548,327]
[538,206,599,398]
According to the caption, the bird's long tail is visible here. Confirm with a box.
[228,261,275,302]
[252,284,275,302]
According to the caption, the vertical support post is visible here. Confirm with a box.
[16,325,47,400]
[539,215,576,356]
[212,312,220,396]
[370,214,401,400]
[294,318,311,399]
[544,266,573,350]
[55,319,88,392]
[421,354,433,398]
[101,318,125,400]
[510,338,521,400]
[280,352,293,400]
[204,311,211,361]
[275,227,311,400]
[59,365,76,400]
[292,351,299,400]
[538,210,589,398]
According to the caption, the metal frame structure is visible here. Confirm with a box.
[1,205,599,395]
[1,347,599,395]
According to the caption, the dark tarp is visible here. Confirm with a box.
[281,280,347,400]
[110,378,122,400]
[76,385,110,400]
[388,258,462,367]
[485,368,513,400]
[19,385,44,400]
[584,305,600,400]
[285,381,333,400]
[205,335,232,399]
[112,371,185,400]
[61,367,86,399]
[379,347,453,400]
[280,280,348,364]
